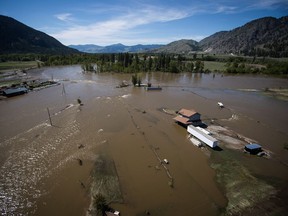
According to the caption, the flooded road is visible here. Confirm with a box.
[1,66,288,215]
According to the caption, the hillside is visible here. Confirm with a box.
[1,15,287,57]
[153,39,199,54]
[0,15,79,54]
[199,16,288,57]
[69,43,163,53]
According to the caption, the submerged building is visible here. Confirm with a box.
[3,87,28,97]
[244,144,262,154]
[173,108,202,127]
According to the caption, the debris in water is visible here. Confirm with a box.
[77,158,83,166]
[79,181,85,188]
[78,144,85,149]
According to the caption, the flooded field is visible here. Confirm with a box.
[1,66,288,215]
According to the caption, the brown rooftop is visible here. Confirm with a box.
[178,108,198,117]
[173,115,191,125]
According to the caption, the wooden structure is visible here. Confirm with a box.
[173,108,202,127]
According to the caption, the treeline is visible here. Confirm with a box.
[84,53,205,73]
[0,53,205,73]
[224,56,288,74]
[242,46,288,58]
[1,53,287,75]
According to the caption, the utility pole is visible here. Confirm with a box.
[47,107,53,126]
[62,83,66,95]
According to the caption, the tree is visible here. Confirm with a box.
[131,73,138,86]
[137,76,142,86]
[195,60,204,72]
[93,193,108,216]
[148,56,153,71]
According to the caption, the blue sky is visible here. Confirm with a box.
[1,0,287,45]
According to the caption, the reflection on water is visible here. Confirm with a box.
[0,66,288,215]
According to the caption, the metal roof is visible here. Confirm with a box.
[3,87,28,95]
[245,143,262,150]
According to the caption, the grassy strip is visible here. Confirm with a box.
[0,80,22,88]
[204,61,227,72]
[89,154,123,214]
[210,151,276,215]
[262,88,288,101]
[0,61,38,71]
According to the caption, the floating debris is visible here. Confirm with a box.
[78,144,85,149]
[77,158,83,166]
[217,102,224,108]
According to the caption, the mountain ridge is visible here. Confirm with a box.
[68,43,163,53]
[1,15,287,57]
[0,15,79,54]
[198,16,288,57]
[70,16,288,56]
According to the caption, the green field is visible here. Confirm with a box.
[0,61,38,72]
[203,61,227,72]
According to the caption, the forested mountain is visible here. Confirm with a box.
[69,43,163,53]
[199,16,288,57]
[153,39,199,54]
[0,15,79,54]
[1,15,287,57]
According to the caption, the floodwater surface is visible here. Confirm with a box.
[1,66,288,215]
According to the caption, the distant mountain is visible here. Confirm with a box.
[0,15,79,54]
[69,43,163,53]
[3,14,286,57]
[68,44,103,53]
[153,39,199,54]
[199,16,288,57]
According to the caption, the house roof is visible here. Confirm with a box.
[3,87,28,95]
[173,115,191,125]
[178,108,198,117]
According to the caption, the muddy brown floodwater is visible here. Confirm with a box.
[1,65,288,216]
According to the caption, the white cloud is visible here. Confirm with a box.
[55,13,73,22]
[214,6,238,14]
[51,6,190,45]
[48,0,287,45]
[248,0,288,9]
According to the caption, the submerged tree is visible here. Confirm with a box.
[93,193,109,216]
[131,73,142,86]
[81,63,95,72]
[131,74,137,86]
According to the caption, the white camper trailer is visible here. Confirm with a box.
[187,125,218,148]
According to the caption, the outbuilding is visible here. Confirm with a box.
[173,108,202,127]
[244,144,262,154]
[3,87,28,97]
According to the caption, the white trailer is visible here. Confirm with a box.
[187,125,218,148]
[196,126,211,135]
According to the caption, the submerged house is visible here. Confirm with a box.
[3,87,28,97]
[173,108,202,127]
